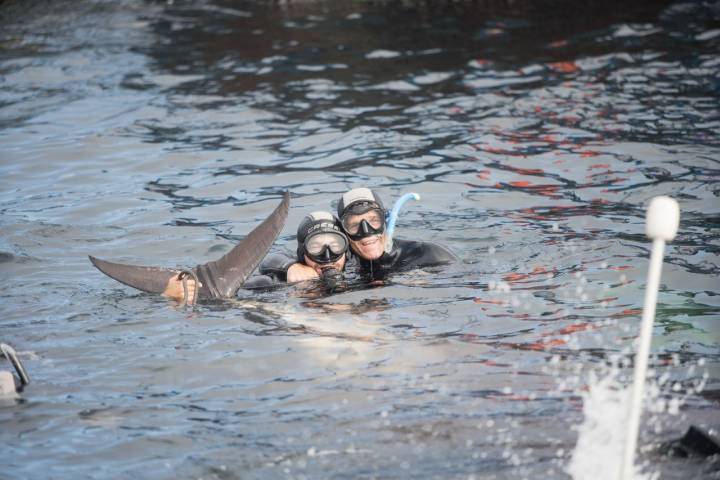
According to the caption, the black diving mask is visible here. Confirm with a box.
[304,231,348,264]
[341,206,386,241]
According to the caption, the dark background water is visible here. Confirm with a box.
[1,1,718,479]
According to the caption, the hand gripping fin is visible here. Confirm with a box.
[196,192,290,298]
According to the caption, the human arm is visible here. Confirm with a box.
[287,263,320,283]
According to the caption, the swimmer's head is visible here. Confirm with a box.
[296,211,349,271]
[337,188,387,260]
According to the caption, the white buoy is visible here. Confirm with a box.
[620,196,680,480]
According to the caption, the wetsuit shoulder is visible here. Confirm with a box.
[391,238,457,269]
[258,253,295,281]
[355,239,456,278]
[242,275,277,290]
[241,253,295,292]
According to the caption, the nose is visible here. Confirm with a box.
[321,248,332,262]
[360,220,371,235]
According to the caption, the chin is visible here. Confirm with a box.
[362,248,383,260]
[354,235,385,260]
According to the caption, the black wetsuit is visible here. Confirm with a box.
[243,253,348,293]
[351,238,456,280]
[240,253,295,290]
[242,239,455,290]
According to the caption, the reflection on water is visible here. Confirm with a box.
[1,0,718,479]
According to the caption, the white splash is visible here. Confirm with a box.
[566,369,658,480]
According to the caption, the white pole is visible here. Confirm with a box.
[620,196,679,480]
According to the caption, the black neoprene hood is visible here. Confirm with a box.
[296,211,345,262]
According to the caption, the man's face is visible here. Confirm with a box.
[342,208,386,261]
[304,254,346,275]
[349,233,385,260]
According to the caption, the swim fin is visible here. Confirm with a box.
[195,192,289,298]
[89,192,290,299]
[88,256,179,294]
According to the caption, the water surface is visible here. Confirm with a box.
[1,1,718,479]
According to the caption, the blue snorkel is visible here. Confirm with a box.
[385,192,421,252]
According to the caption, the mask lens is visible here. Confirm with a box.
[305,232,348,256]
[342,208,385,235]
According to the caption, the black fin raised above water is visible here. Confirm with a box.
[89,192,290,300]
[89,255,178,294]
[195,191,290,298]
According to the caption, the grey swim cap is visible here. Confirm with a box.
[337,188,384,218]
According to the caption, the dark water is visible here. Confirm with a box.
[1,1,718,479]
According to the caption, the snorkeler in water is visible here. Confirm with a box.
[336,187,456,279]
[90,187,451,302]
[249,211,349,288]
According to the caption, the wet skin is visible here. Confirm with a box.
[287,255,346,283]
[344,210,387,261]
[163,274,200,304]
[349,233,385,260]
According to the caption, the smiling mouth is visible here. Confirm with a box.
[360,236,380,247]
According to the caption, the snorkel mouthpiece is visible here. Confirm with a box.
[320,267,343,291]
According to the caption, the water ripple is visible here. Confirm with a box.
[1,1,718,479]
